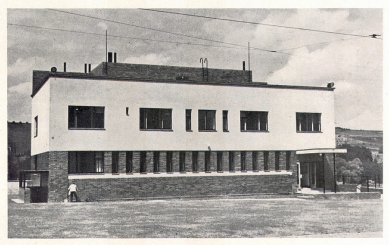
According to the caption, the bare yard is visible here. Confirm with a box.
[8,196,382,238]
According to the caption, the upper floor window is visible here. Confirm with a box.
[186,109,192,131]
[34,116,38,137]
[296,113,321,132]
[68,106,104,129]
[223,110,228,132]
[198,110,216,131]
[240,111,268,131]
[140,108,172,130]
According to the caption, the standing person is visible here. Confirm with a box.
[68,182,79,202]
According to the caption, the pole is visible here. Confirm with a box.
[333,153,336,193]
[248,42,251,82]
[322,154,325,193]
[105,30,108,75]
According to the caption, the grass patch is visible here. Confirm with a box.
[8,196,382,238]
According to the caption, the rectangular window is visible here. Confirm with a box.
[286,151,291,170]
[140,108,172,130]
[34,116,38,137]
[198,110,216,131]
[126,151,133,173]
[179,151,185,173]
[275,152,280,171]
[166,152,173,173]
[140,152,147,173]
[296,113,321,132]
[217,152,223,172]
[241,151,246,172]
[68,106,105,129]
[112,152,119,174]
[186,109,192,131]
[68,151,104,174]
[223,110,228,132]
[154,151,160,173]
[192,152,198,172]
[229,151,235,172]
[205,151,211,172]
[252,151,258,171]
[240,111,268,131]
[264,151,269,171]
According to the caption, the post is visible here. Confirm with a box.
[333,153,336,193]
[322,154,325,194]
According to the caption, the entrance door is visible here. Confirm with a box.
[300,162,316,188]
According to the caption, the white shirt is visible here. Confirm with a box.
[68,184,77,192]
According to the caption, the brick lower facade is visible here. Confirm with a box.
[26,150,300,202]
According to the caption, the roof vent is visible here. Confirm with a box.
[51,67,57,72]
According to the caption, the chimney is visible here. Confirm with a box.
[108,52,113,62]
[88,64,91,73]
[84,64,87,73]
[243,61,246,71]
[64,62,66,72]
[114,52,117,63]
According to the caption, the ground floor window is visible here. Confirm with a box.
[264,151,269,171]
[286,152,291,170]
[252,151,258,171]
[275,152,280,171]
[68,151,104,174]
[154,151,160,173]
[192,152,198,172]
[179,152,185,173]
[241,151,246,172]
[112,152,119,173]
[205,151,211,172]
[126,151,133,173]
[166,152,173,173]
[140,152,147,173]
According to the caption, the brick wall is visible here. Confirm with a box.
[91,62,252,84]
[48,151,68,202]
[71,174,294,201]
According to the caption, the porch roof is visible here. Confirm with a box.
[296,148,347,155]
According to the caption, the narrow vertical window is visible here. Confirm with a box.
[192,152,198,172]
[126,151,133,173]
[264,151,269,171]
[252,151,258,171]
[140,152,147,173]
[166,152,173,173]
[34,155,38,170]
[275,152,280,171]
[223,110,228,132]
[241,151,246,172]
[205,151,211,172]
[112,151,119,174]
[186,109,192,131]
[153,151,160,173]
[286,151,291,170]
[217,152,223,172]
[179,151,185,173]
[95,152,104,173]
[229,151,235,172]
[34,116,38,137]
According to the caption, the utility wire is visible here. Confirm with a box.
[7,23,246,51]
[140,8,382,39]
[48,9,277,53]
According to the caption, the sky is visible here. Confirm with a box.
[7,8,383,130]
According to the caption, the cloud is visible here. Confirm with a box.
[8,57,47,78]
[8,82,31,95]
[124,54,171,65]
[97,22,108,31]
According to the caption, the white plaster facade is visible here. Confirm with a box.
[31,77,335,155]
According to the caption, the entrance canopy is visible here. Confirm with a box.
[296,148,347,155]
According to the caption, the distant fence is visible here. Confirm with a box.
[339,174,382,192]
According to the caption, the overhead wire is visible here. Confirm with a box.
[47,9,277,54]
[140,8,383,39]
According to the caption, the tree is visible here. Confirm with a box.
[337,144,373,162]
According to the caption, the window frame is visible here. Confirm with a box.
[296,112,322,133]
[34,116,38,137]
[139,108,173,131]
[68,151,104,174]
[222,110,228,132]
[240,111,268,132]
[198,109,217,132]
[186,109,192,131]
[68,106,105,130]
